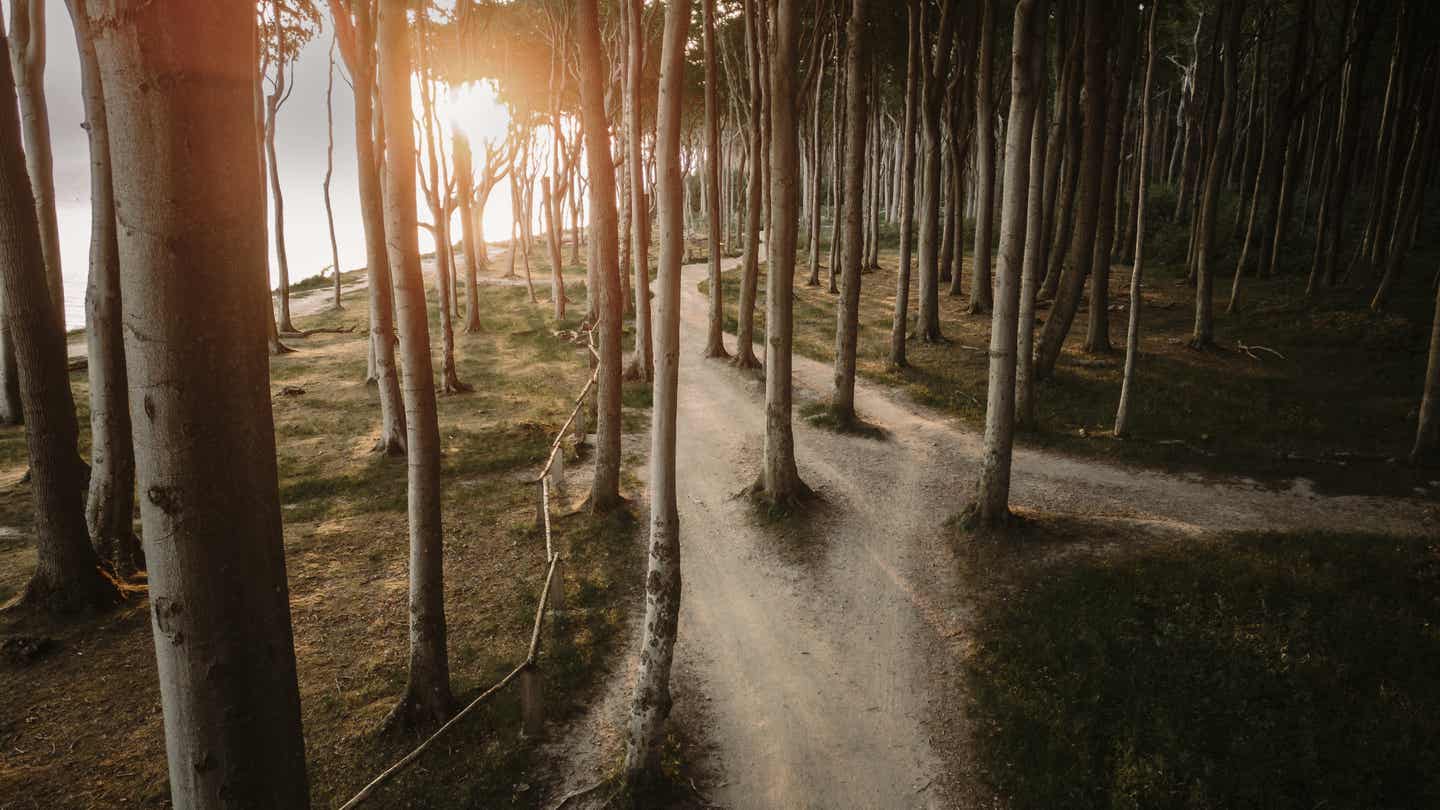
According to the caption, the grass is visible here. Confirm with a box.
[960,526,1440,810]
[702,188,1440,495]
[0,262,652,808]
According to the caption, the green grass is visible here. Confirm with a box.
[965,529,1440,810]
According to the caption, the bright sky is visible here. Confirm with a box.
[36,0,535,329]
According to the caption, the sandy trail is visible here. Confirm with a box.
[660,257,1436,809]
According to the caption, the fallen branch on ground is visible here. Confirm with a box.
[279,324,357,339]
[1236,341,1285,361]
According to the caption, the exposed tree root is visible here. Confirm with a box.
[12,566,125,615]
[729,350,762,371]
[279,324,357,339]
[371,434,406,457]
[377,689,454,739]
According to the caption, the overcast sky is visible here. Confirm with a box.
[32,0,519,329]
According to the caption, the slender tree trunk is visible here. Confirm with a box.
[454,134,483,334]
[90,4,311,805]
[625,0,689,786]
[377,1,454,732]
[1116,1,1158,438]
[543,176,567,321]
[65,0,141,576]
[703,0,729,358]
[916,1,956,342]
[329,0,405,456]
[890,0,921,368]
[1,13,119,615]
[1014,6,1051,432]
[757,0,810,505]
[805,37,827,288]
[733,0,764,368]
[1033,0,1107,380]
[266,48,296,335]
[624,0,655,379]
[967,0,998,315]
[1413,262,1440,465]
[325,38,342,311]
[577,0,623,512]
[6,0,64,326]
[832,0,870,423]
[1191,0,1242,349]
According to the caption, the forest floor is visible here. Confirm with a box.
[706,232,1440,498]
[3,254,660,808]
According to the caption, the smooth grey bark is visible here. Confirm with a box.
[703,0,729,358]
[1014,1,1052,431]
[1,12,118,615]
[624,0,655,379]
[378,0,454,732]
[265,11,296,335]
[328,0,405,456]
[6,0,63,326]
[89,4,309,805]
[453,132,482,333]
[1033,0,1107,380]
[625,0,689,787]
[1191,0,1242,349]
[732,0,764,369]
[757,0,809,505]
[832,0,869,423]
[1116,0,1159,438]
[577,0,623,513]
[804,35,828,288]
[916,0,956,342]
[543,176,567,321]
[324,36,342,311]
[967,0,997,315]
[973,0,1045,527]
[890,0,922,368]
[65,0,141,575]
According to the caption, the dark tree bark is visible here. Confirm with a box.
[890,0,922,368]
[916,0,957,342]
[967,0,998,315]
[832,0,870,423]
[732,0,764,368]
[703,0,729,358]
[1191,0,1243,349]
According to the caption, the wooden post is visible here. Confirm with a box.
[546,556,565,613]
[549,446,565,495]
[519,663,544,738]
[534,480,546,532]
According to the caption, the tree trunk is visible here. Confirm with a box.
[625,0,689,787]
[453,133,483,334]
[753,0,811,505]
[6,0,64,326]
[703,0,729,358]
[621,0,654,380]
[329,0,405,456]
[967,0,997,315]
[65,0,142,576]
[916,1,956,342]
[1191,0,1242,349]
[577,0,623,513]
[90,4,311,805]
[1,13,119,615]
[1033,0,1107,380]
[973,0,1044,527]
[325,37,342,311]
[890,0,922,368]
[832,0,870,424]
[266,45,295,335]
[1014,3,1052,432]
[1083,2,1139,353]
[1115,1,1158,438]
[377,0,454,732]
[732,0,764,368]
[805,36,827,288]
[1413,262,1440,465]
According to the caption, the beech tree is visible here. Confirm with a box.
[377,0,454,731]
[90,1,310,804]
[967,0,997,315]
[889,0,921,368]
[831,0,869,425]
[329,0,406,456]
[626,0,689,786]
[1,14,119,613]
[702,0,728,360]
[730,0,764,369]
[914,0,956,343]
[6,0,64,326]
[971,0,1045,527]
[623,0,655,379]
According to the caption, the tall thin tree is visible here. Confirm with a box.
[832,0,870,424]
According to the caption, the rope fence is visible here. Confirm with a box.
[339,326,599,809]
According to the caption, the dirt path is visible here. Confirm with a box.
[659,257,1436,809]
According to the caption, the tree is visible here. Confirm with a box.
[577,0,624,512]
[328,0,406,456]
[64,0,143,575]
[971,0,1045,528]
[0,13,119,614]
[626,0,689,787]
[324,35,343,311]
[731,0,764,369]
[754,0,809,506]
[1414,263,1440,465]
[915,0,956,343]
[1115,0,1159,438]
[623,0,655,379]
[6,0,64,326]
[89,2,310,804]
[889,0,921,368]
[967,0,997,315]
[377,0,454,731]
[1190,0,1243,348]
[702,0,729,359]
[832,0,869,425]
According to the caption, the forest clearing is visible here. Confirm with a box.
[3,0,1440,808]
